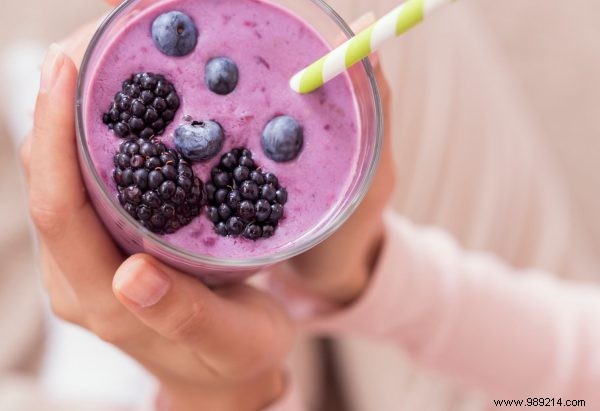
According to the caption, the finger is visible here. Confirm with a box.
[20,134,32,183]
[106,0,122,5]
[39,244,83,325]
[29,45,127,320]
[113,255,293,378]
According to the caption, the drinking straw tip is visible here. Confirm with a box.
[289,71,303,93]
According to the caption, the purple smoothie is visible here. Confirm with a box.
[83,0,360,259]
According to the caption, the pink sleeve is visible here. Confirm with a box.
[301,211,600,405]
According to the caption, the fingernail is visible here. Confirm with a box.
[114,259,171,307]
[40,44,66,93]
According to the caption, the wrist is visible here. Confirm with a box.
[292,218,385,306]
[158,369,286,411]
[325,227,384,305]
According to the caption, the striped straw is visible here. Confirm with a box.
[290,0,454,94]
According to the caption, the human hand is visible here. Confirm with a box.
[21,22,293,411]
[269,14,395,307]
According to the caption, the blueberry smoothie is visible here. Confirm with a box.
[83,0,361,260]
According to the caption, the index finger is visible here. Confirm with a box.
[29,46,126,320]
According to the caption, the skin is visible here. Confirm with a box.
[20,2,394,409]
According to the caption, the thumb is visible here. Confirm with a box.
[113,254,294,376]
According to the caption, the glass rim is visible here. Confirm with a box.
[75,0,383,269]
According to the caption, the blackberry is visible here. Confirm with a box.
[103,72,180,139]
[206,147,287,240]
[112,138,204,234]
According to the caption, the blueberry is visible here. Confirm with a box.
[205,57,239,95]
[174,120,224,162]
[261,115,304,162]
[152,11,198,57]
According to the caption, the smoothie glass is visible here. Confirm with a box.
[76,0,383,286]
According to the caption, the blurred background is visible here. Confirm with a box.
[1,0,599,410]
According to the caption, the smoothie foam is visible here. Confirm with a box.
[84,0,361,259]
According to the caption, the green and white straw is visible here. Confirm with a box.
[290,0,454,94]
